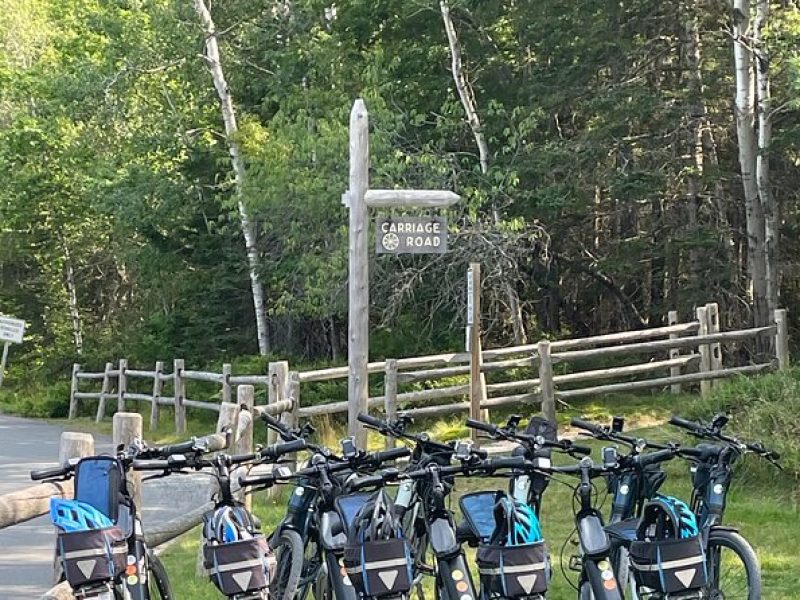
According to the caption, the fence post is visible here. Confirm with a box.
[117,358,127,413]
[68,364,81,420]
[286,372,301,469]
[150,361,164,431]
[468,263,488,442]
[174,358,186,434]
[221,363,232,404]
[384,359,398,449]
[774,308,789,370]
[113,412,143,508]
[538,340,556,424]
[696,306,711,398]
[95,362,113,423]
[236,385,255,509]
[706,303,723,386]
[668,311,682,395]
[55,432,94,583]
[268,361,289,446]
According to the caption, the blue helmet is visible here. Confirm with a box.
[494,496,542,546]
[50,498,114,532]
[638,495,699,540]
[204,505,256,543]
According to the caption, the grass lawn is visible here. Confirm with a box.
[158,425,799,600]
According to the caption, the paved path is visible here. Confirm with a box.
[0,414,211,599]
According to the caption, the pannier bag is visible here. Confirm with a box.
[203,536,272,596]
[342,490,413,598]
[629,495,707,594]
[629,536,707,593]
[57,525,127,587]
[202,505,272,596]
[74,456,125,522]
[477,541,549,597]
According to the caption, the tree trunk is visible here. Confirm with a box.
[439,0,527,344]
[732,0,768,328]
[192,0,270,355]
[754,0,778,316]
[61,239,83,355]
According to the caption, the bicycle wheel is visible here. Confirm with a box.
[147,552,174,600]
[705,529,761,600]
[270,529,304,600]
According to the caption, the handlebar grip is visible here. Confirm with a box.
[155,439,197,457]
[486,456,527,470]
[371,447,411,463]
[268,439,307,459]
[465,418,497,435]
[669,416,702,432]
[348,474,387,491]
[31,465,71,481]
[132,460,170,471]
[357,413,386,429]
[570,418,603,435]
[637,448,676,468]
[570,444,592,457]
[239,474,275,488]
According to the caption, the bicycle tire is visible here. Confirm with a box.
[705,529,761,600]
[269,529,304,600]
[147,552,174,600]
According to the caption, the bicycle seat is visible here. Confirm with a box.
[604,518,638,543]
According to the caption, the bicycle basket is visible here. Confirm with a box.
[476,541,550,598]
[74,456,124,523]
[56,525,126,587]
[460,491,501,543]
[629,536,707,593]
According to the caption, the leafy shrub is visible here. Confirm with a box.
[0,381,71,418]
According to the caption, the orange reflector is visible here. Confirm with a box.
[456,581,469,593]
[125,565,137,576]
[603,578,617,590]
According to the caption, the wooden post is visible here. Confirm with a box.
[68,364,81,420]
[174,358,186,434]
[774,308,789,370]
[0,341,9,387]
[113,412,143,508]
[286,372,301,469]
[268,361,289,446]
[706,303,723,387]
[59,432,95,467]
[696,306,711,398]
[384,359,398,449]
[149,361,164,431]
[95,362,113,423]
[236,385,255,510]
[217,402,240,444]
[538,340,556,424]
[668,311,682,395]
[221,363,232,404]
[346,98,370,450]
[468,263,488,442]
[117,358,127,413]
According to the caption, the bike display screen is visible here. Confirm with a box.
[460,491,498,541]
[335,493,372,529]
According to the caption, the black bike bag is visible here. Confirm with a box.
[476,541,549,598]
[204,535,272,596]
[57,526,127,587]
[344,538,413,598]
[629,536,707,593]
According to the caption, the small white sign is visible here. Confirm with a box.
[0,315,25,344]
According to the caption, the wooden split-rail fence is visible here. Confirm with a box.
[68,304,790,442]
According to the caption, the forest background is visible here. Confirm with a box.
[2,0,800,381]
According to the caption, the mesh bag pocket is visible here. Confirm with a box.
[57,526,126,587]
[630,536,707,594]
[204,536,271,596]
[343,538,412,598]
[477,541,549,598]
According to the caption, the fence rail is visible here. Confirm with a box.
[67,304,790,441]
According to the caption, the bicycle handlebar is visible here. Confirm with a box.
[570,418,605,436]
[30,465,72,481]
[357,413,386,430]
[465,418,497,435]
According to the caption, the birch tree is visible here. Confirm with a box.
[754,0,778,316]
[732,0,769,328]
[192,0,270,355]
[439,0,527,344]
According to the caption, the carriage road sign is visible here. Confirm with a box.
[375,216,448,254]
[0,316,25,344]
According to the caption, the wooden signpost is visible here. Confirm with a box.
[343,98,460,446]
[0,315,25,387]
